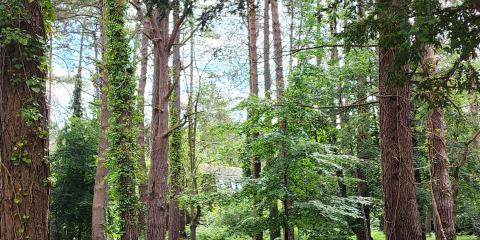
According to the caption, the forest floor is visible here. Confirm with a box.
[348,231,479,240]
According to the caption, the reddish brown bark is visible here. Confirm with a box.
[92,1,108,239]
[147,13,170,239]
[377,0,423,238]
[422,44,456,240]
[271,0,292,239]
[263,4,280,237]
[0,1,50,240]
[378,47,423,240]
[426,109,456,240]
[247,0,262,238]
[263,0,272,100]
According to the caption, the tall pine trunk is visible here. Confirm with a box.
[422,44,456,240]
[147,10,170,240]
[271,0,292,239]
[136,3,149,235]
[188,28,200,240]
[247,0,262,238]
[264,0,272,100]
[0,1,50,239]
[378,1,423,238]
[264,1,280,239]
[92,2,109,239]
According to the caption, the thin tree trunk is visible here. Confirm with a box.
[0,1,50,240]
[73,18,86,118]
[147,10,170,240]
[264,0,272,100]
[271,0,292,239]
[92,1,108,239]
[168,3,183,239]
[378,1,423,238]
[353,1,372,239]
[264,1,280,239]
[288,0,294,71]
[247,0,262,238]
[135,1,149,234]
[422,44,456,240]
[188,28,200,240]
[355,75,373,240]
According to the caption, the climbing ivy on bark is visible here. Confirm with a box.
[103,0,141,238]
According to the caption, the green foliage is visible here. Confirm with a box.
[50,117,99,240]
[104,0,141,237]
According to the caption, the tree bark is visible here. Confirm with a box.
[135,1,149,234]
[92,2,109,240]
[247,0,262,239]
[422,44,456,240]
[379,49,423,240]
[378,0,423,236]
[0,1,50,240]
[264,0,272,100]
[264,1,280,239]
[271,0,292,239]
[187,29,200,240]
[147,9,170,240]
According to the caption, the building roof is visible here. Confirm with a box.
[198,163,243,180]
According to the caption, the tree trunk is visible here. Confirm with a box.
[168,3,183,240]
[353,1,373,239]
[188,30,200,240]
[92,3,109,240]
[104,0,140,238]
[264,1,280,239]
[247,0,262,238]
[72,18,86,118]
[136,3,149,235]
[379,49,423,240]
[271,0,292,239]
[264,0,272,100]
[378,0,423,237]
[147,10,170,240]
[0,1,50,240]
[422,44,456,240]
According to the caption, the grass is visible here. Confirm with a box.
[363,230,479,240]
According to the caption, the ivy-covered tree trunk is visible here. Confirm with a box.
[0,1,50,239]
[104,0,140,239]
[168,3,183,240]
[92,2,109,240]
[422,44,456,240]
[378,0,423,239]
